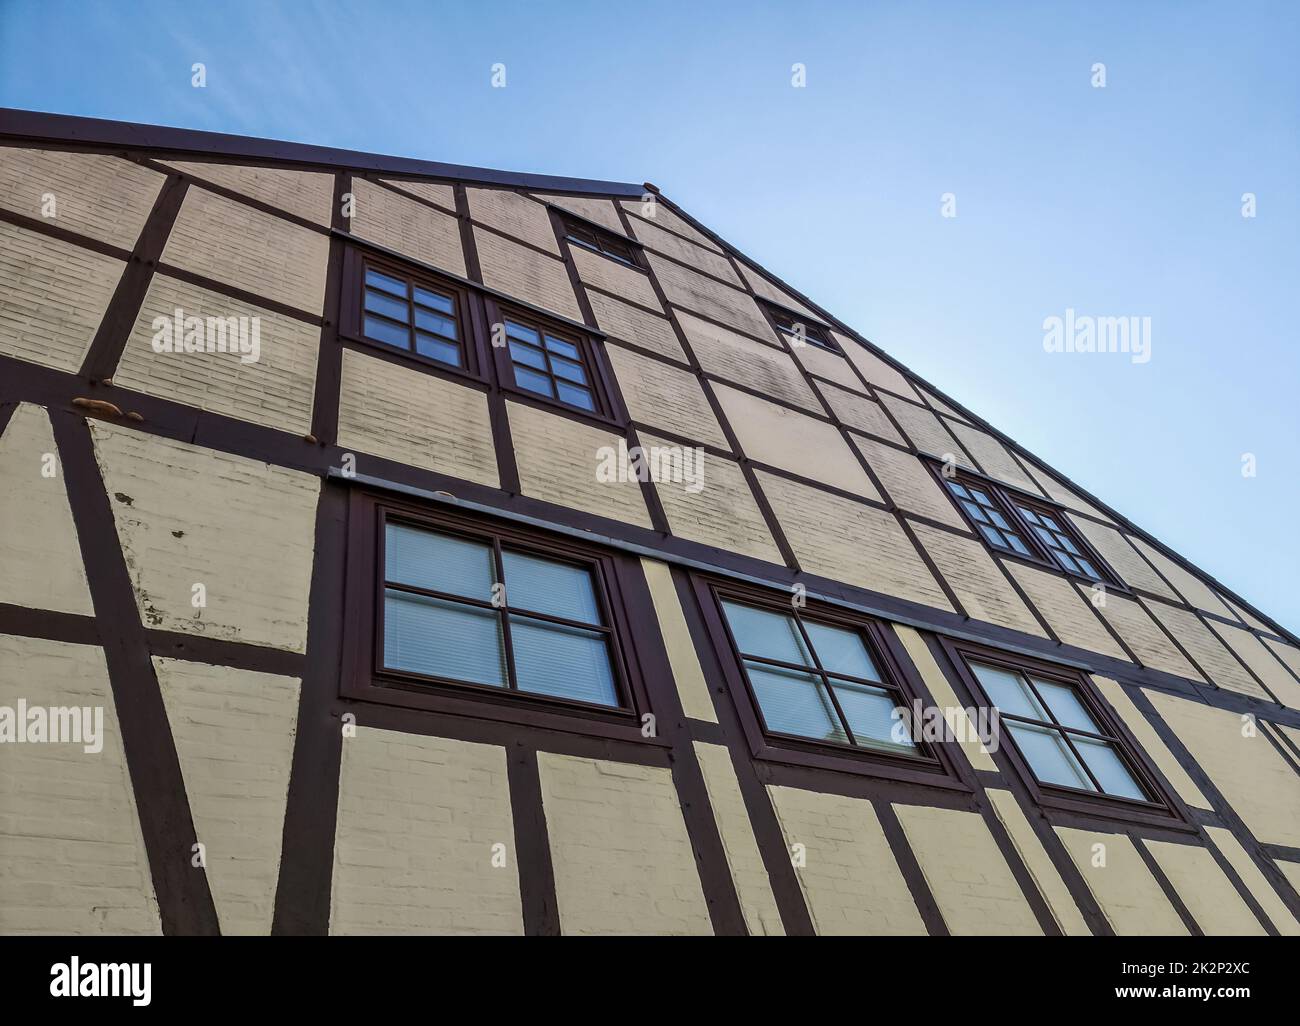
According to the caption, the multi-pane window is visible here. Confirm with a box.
[382,520,622,708]
[770,307,837,352]
[719,599,916,754]
[505,317,598,412]
[361,265,464,367]
[943,478,1035,557]
[1012,502,1103,581]
[562,217,639,266]
[968,661,1149,801]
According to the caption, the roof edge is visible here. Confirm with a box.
[0,108,646,197]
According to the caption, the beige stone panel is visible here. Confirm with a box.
[163,186,329,313]
[893,625,998,771]
[162,159,332,225]
[792,339,867,394]
[985,789,1092,935]
[712,383,877,497]
[822,384,905,444]
[640,559,716,722]
[1146,840,1265,935]
[348,178,464,278]
[1022,462,1115,522]
[1278,860,1300,895]
[0,635,160,934]
[1222,596,1274,634]
[1,147,164,247]
[587,290,686,363]
[607,346,725,447]
[508,402,652,528]
[738,263,819,318]
[909,523,1045,636]
[650,253,772,340]
[1130,538,1234,618]
[1004,564,1128,660]
[466,187,559,254]
[537,192,624,232]
[631,216,741,285]
[154,657,299,935]
[337,349,497,486]
[538,753,711,935]
[693,742,784,935]
[679,310,820,410]
[853,437,963,527]
[0,404,92,614]
[881,394,975,467]
[474,228,582,322]
[948,423,1042,494]
[0,220,125,371]
[1206,620,1300,709]
[840,342,919,399]
[1091,677,1211,809]
[331,727,521,934]
[115,275,320,434]
[1055,828,1188,935]
[894,805,1041,935]
[1148,692,1300,848]
[90,421,318,652]
[919,387,969,422]
[1206,827,1300,935]
[758,472,952,611]
[1263,638,1300,684]
[767,785,924,935]
[1143,600,1268,699]
[380,178,456,211]
[1092,592,1203,680]
[620,200,723,252]
[571,245,661,311]
[1065,517,1180,600]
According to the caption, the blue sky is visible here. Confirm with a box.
[3,0,1297,630]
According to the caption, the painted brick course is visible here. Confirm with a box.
[348,177,464,279]
[162,159,333,226]
[474,227,581,322]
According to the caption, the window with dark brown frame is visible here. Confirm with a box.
[561,215,640,267]
[766,304,839,353]
[352,255,472,371]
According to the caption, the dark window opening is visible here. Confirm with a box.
[769,306,838,352]
[361,264,465,368]
[562,216,639,267]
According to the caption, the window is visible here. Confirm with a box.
[1010,500,1104,581]
[561,215,640,267]
[768,306,838,352]
[359,262,466,368]
[966,659,1152,803]
[499,312,606,415]
[942,477,1035,558]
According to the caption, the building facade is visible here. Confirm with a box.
[2,109,1299,936]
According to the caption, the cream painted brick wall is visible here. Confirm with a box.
[1143,600,1267,699]
[91,421,319,652]
[538,753,711,935]
[767,785,924,934]
[638,433,783,564]
[571,246,662,311]
[738,263,818,317]
[1263,638,1300,686]
[985,789,1091,935]
[163,186,328,314]
[630,216,741,285]
[948,423,1042,494]
[115,274,320,434]
[841,343,919,399]
[649,253,772,340]
[1145,839,1265,935]
[0,220,125,372]
[331,727,522,935]
[507,401,652,528]
[1,147,164,248]
[852,437,964,528]
[587,290,687,363]
[1207,620,1300,708]
[1148,692,1300,848]
[466,187,559,255]
[162,159,333,226]
[1004,564,1128,660]
[1275,860,1300,895]
[1131,538,1234,619]
[880,395,974,466]
[758,471,952,611]
[693,742,784,935]
[1092,592,1203,680]
[348,178,464,278]
[823,384,906,444]
[379,178,456,211]
[1066,516,1180,600]
[1055,828,1188,935]
[894,804,1042,935]
[713,383,877,497]
[154,657,299,935]
[1205,827,1300,935]
[606,344,727,447]
[909,523,1046,636]
[620,200,723,251]
[792,339,867,394]
[919,387,968,422]
[1023,462,1115,523]
[640,558,716,722]
[893,625,999,771]
[0,635,160,934]
[537,193,624,232]
[337,348,498,486]
[474,227,581,322]
[679,310,820,411]
[0,404,93,614]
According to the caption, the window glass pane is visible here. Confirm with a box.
[506,320,540,345]
[970,662,1047,719]
[366,268,407,296]
[1059,535,1081,555]
[1006,534,1032,556]
[514,366,556,397]
[385,523,495,599]
[1007,722,1095,791]
[363,315,410,349]
[962,501,990,524]
[501,550,601,624]
[414,333,461,366]
[721,601,811,665]
[509,340,547,370]
[383,590,506,687]
[1031,679,1099,731]
[414,308,457,338]
[1073,736,1147,800]
[802,621,879,680]
[550,356,588,384]
[830,680,913,751]
[1016,505,1041,525]
[987,509,1012,530]
[1054,551,1081,575]
[1040,515,1062,532]
[978,524,1008,548]
[947,483,971,500]
[1076,559,1100,580]
[365,289,409,322]
[969,488,993,506]
[556,382,595,410]
[413,286,454,314]
[544,335,581,360]
[745,662,846,743]
[510,616,618,706]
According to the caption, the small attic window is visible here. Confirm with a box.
[766,304,839,353]
[561,214,640,268]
